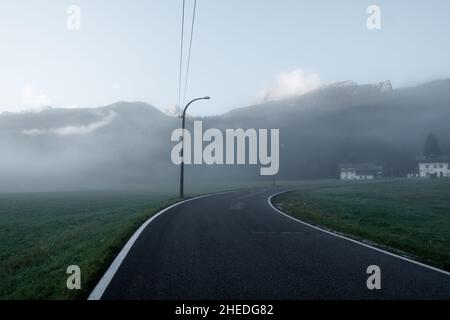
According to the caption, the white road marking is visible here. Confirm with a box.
[267,190,450,277]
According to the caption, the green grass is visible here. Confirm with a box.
[0,190,179,300]
[275,179,450,271]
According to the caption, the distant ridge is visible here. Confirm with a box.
[0,79,449,192]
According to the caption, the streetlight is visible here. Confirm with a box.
[179,96,210,198]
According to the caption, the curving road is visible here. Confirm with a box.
[93,188,450,300]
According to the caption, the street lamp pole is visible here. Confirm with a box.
[180,96,210,198]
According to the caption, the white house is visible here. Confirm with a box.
[417,156,450,178]
[339,163,383,181]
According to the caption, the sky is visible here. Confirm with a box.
[0,0,449,115]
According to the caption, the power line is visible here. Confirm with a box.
[182,0,198,107]
[178,0,186,109]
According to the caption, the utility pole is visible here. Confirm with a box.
[179,96,210,198]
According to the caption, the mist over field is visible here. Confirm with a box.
[1,79,450,192]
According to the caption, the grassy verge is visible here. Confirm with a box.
[0,190,179,300]
[274,179,450,271]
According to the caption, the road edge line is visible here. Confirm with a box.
[267,190,450,277]
[88,191,233,300]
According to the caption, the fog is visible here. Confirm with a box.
[1,80,450,193]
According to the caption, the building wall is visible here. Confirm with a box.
[419,162,449,178]
[340,169,356,180]
[340,170,374,180]
[357,175,374,180]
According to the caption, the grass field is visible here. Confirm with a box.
[0,190,181,300]
[274,179,450,271]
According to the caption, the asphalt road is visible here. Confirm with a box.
[98,188,450,300]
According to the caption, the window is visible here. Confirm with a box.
[425,164,429,169]
[439,164,443,168]
[434,164,437,168]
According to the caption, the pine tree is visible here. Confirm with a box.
[424,132,442,157]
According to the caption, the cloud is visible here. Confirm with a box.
[165,104,182,117]
[22,111,117,137]
[20,85,52,110]
[256,69,322,103]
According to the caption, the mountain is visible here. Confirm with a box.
[220,79,450,179]
[0,102,179,191]
[1,80,450,191]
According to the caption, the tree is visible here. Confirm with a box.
[424,132,442,157]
